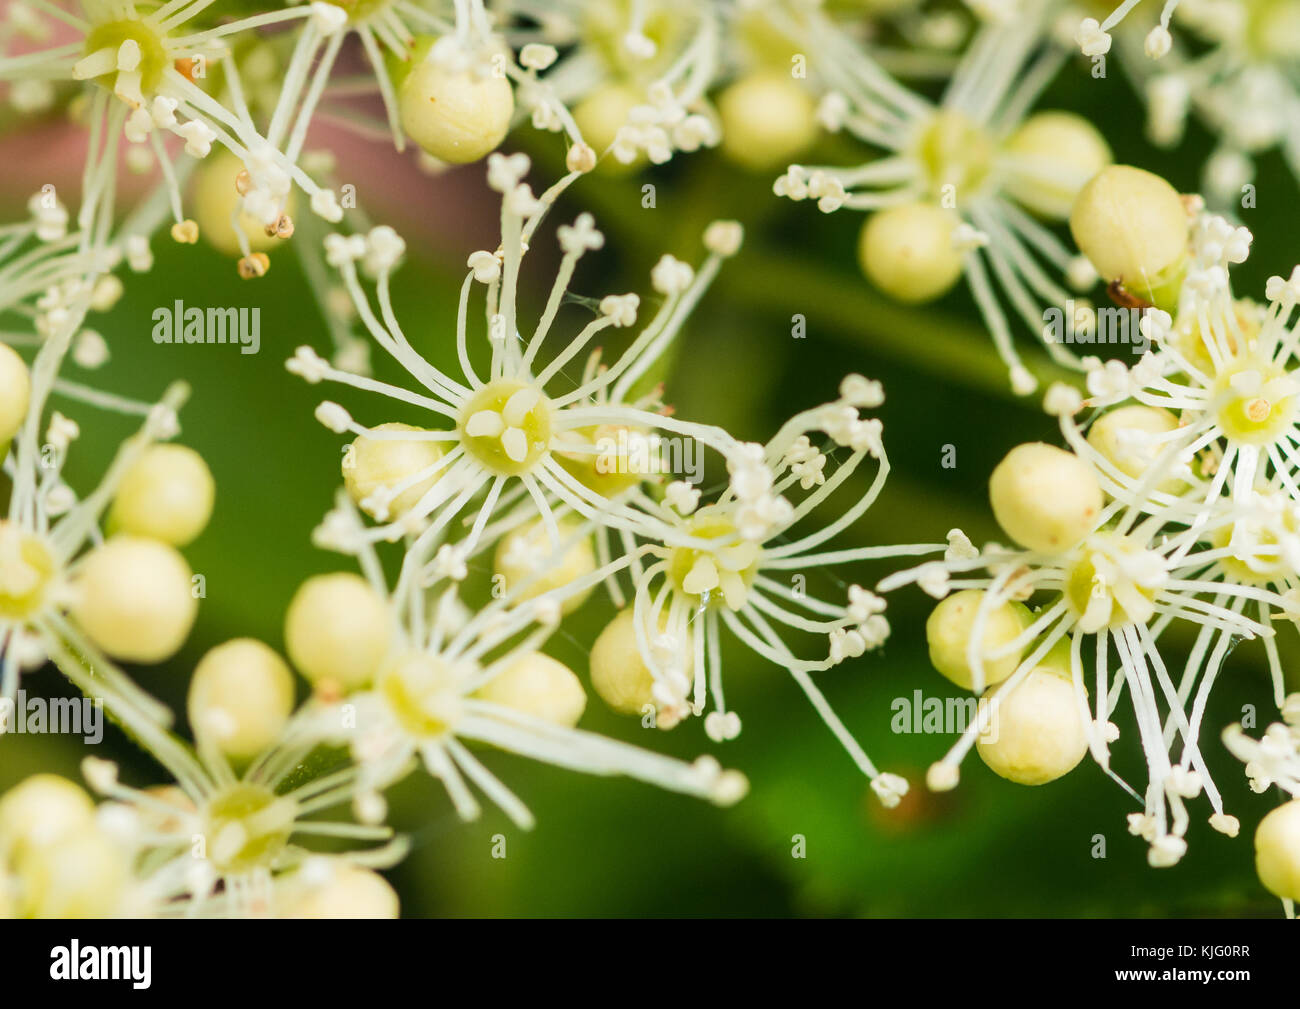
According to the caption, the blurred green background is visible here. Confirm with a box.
[2,20,1296,917]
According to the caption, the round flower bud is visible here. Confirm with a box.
[72,535,198,662]
[858,203,964,304]
[398,58,513,164]
[1255,798,1300,901]
[108,444,215,547]
[493,517,596,615]
[989,442,1102,553]
[718,71,817,172]
[187,639,295,759]
[554,422,651,497]
[193,149,290,257]
[1069,165,1188,308]
[0,342,31,445]
[976,667,1088,785]
[926,589,1028,690]
[590,607,686,720]
[474,651,586,728]
[1003,111,1112,220]
[343,422,444,520]
[573,84,643,174]
[285,573,392,691]
[1086,405,1183,493]
[16,830,127,918]
[285,863,399,919]
[0,774,95,859]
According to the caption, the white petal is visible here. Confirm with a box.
[502,387,541,426]
[683,557,720,594]
[466,410,504,438]
[501,427,528,462]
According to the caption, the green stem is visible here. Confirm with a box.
[717,250,1081,402]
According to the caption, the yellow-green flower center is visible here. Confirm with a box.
[458,379,554,476]
[1212,498,1300,584]
[201,783,295,875]
[1212,358,1297,446]
[914,110,994,200]
[378,654,464,738]
[1064,532,1164,632]
[83,20,169,94]
[666,513,761,611]
[0,523,57,621]
[583,0,691,80]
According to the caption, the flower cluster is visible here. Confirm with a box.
[876,165,1300,891]
[1073,0,1300,203]
[3,0,1300,922]
[773,0,1110,394]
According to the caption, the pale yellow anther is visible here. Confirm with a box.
[465,410,504,438]
[74,47,117,80]
[1230,369,1263,395]
[716,542,759,572]
[683,557,720,595]
[501,427,527,462]
[719,570,748,610]
[503,387,541,425]
[117,39,141,72]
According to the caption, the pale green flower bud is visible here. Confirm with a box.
[399,57,513,164]
[718,71,817,172]
[0,342,30,445]
[188,639,295,759]
[73,536,198,662]
[344,422,443,519]
[926,589,1028,690]
[977,668,1088,785]
[1003,112,1112,220]
[1255,798,1300,901]
[475,651,587,728]
[493,517,596,615]
[285,573,392,692]
[989,443,1102,553]
[1086,405,1184,493]
[858,203,964,304]
[1069,165,1188,309]
[285,863,399,918]
[109,444,215,547]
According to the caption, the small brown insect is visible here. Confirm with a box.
[1107,279,1153,311]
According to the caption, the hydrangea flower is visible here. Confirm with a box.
[288,153,747,575]
[773,0,1109,393]
[600,375,933,806]
[297,491,749,829]
[75,725,404,917]
[1223,697,1300,917]
[0,0,348,269]
[2,321,198,725]
[1115,1,1300,200]
[505,0,722,165]
[879,413,1281,864]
